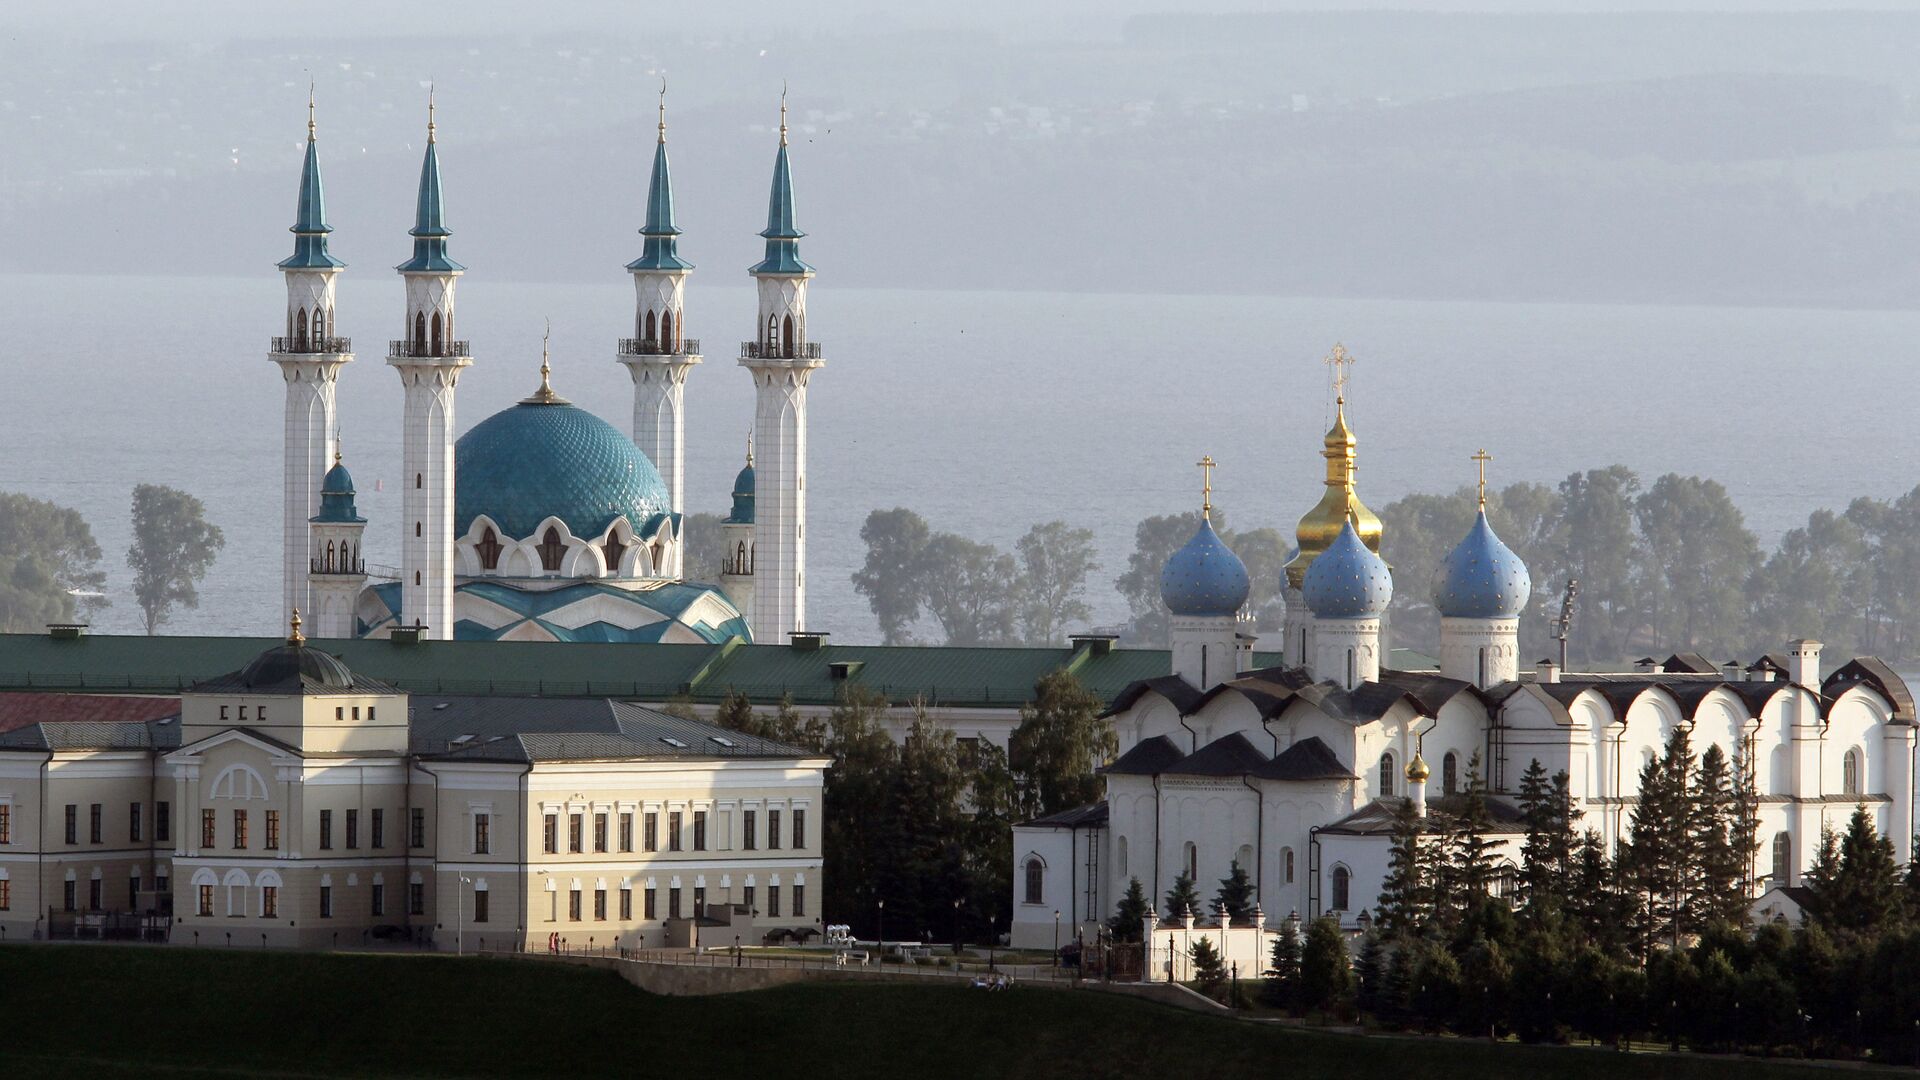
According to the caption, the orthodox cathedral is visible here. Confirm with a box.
[1010,358,1917,950]
[273,90,816,646]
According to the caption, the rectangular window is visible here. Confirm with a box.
[156,802,170,843]
[768,810,782,851]
[569,888,582,922]
[345,809,358,849]
[90,803,102,844]
[593,889,607,921]
[129,802,142,843]
[64,804,77,845]
[768,885,781,918]
[619,812,633,852]
[793,809,806,850]
[262,886,278,919]
[644,887,657,920]
[129,874,140,910]
[568,813,583,853]
[410,807,426,849]
[62,880,75,912]
[319,886,333,918]
[668,887,681,919]
[265,810,280,851]
[409,882,425,916]
[743,885,756,914]
[0,879,10,910]
[693,810,707,852]
[319,809,333,850]
[619,887,632,920]
[371,808,385,849]
[793,883,805,918]
[744,810,756,851]
[371,883,385,917]
[199,884,214,917]
[693,886,706,915]
[543,814,558,854]
[232,809,248,849]
[474,890,490,924]
[474,813,491,855]
[594,813,608,853]
[668,811,683,852]
[88,877,102,911]
[0,803,10,844]
[155,872,168,898]
[201,809,216,848]
[643,812,658,853]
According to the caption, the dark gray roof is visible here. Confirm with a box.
[1101,675,1204,719]
[410,695,820,762]
[1252,736,1353,782]
[1022,801,1109,829]
[1164,732,1269,777]
[1825,658,1915,723]
[1319,794,1527,836]
[190,643,399,698]
[1103,735,1187,776]
[1663,652,1718,674]
[0,718,181,752]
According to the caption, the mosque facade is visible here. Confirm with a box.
[272,90,817,647]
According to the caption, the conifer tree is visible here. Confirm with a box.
[1189,936,1227,996]
[1624,725,1695,953]
[1516,759,1557,919]
[1212,861,1255,925]
[1354,931,1388,1019]
[1264,917,1302,1012]
[1690,743,1749,927]
[1108,876,1151,942]
[1443,752,1500,928]
[1821,804,1901,934]
[1802,826,1843,926]
[1376,797,1429,938]
[1299,916,1354,1015]
[1163,872,1201,921]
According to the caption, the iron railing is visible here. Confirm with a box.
[388,339,471,359]
[618,337,701,357]
[271,336,352,354]
[740,341,822,360]
[310,557,367,576]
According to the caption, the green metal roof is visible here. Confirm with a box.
[0,632,1288,710]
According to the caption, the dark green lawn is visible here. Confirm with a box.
[0,946,1892,1079]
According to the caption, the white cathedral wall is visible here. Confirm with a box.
[1188,692,1262,751]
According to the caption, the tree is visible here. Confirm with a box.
[1013,521,1096,645]
[918,533,1018,645]
[1189,936,1227,997]
[1007,670,1114,820]
[1218,524,1289,632]
[127,483,224,634]
[1808,804,1901,936]
[1690,744,1751,927]
[1163,872,1200,921]
[1212,862,1254,925]
[1375,797,1430,938]
[0,492,107,632]
[1354,931,1388,1019]
[1264,918,1302,1012]
[1557,466,1640,663]
[1108,877,1151,943]
[1623,725,1695,953]
[1633,473,1761,655]
[1299,915,1354,1015]
[1438,751,1500,930]
[850,508,930,644]
[1114,511,1208,645]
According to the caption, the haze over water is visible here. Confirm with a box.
[3,271,1913,642]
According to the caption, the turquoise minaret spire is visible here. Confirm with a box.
[627,84,691,273]
[396,92,465,274]
[749,93,813,276]
[279,87,345,270]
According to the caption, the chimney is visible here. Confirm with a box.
[1634,657,1663,674]
[1069,633,1117,658]
[789,631,830,652]
[1787,639,1823,687]
[1535,658,1560,684]
[1722,660,1742,681]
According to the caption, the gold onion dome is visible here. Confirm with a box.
[1284,394,1383,590]
[1406,753,1431,782]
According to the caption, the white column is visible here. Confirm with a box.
[272,265,348,624]
[742,274,821,641]
[391,355,467,639]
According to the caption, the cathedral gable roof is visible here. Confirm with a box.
[1824,658,1914,723]
[1164,732,1269,777]
[1103,735,1187,776]
[1251,736,1353,782]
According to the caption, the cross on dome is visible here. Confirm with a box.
[1472,448,1492,508]
[1324,342,1354,402]
[1196,455,1216,520]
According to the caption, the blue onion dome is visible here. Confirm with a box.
[1303,520,1393,618]
[320,461,354,495]
[1432,509,1532,619]
[1160,517,1251,617]
[312,458,364,524]
[726,459,756,524]
[455,401,671,540]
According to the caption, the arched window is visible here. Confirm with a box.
[1183,841,1197,883]
[765,314,779,350]
[1379,752,1396,798]
[1023,857,1044,905]
[781,314,795,357]
[602,534,627,576]
[295,307,308,348]
[661,310,674,351]
[733,541,748,573]
[431,311,443,355]
[1492,861,1519,900]
[476,528,502,571]
[538,528,566,573]
[1772,831,1791,884]
[1117,836,1128,880]
[312,307,325,341]
[413,311,426,349]
[1843,748,1861,795]
[651,541,665,575]
[1443,752,1459,796]
[325,540,335,571]
[644,310,656,345]
[1282,847,1295,884]
[1331,865,1351,911]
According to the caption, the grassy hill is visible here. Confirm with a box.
[0,946,1889,1078]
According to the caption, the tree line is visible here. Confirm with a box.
[0,485,224,635]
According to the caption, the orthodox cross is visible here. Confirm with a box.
[1196,455,1216,520]
[1472,448,1492,508]
[1324,343,1355,403]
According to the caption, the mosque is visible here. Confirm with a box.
[1009,354,1917,950]
[273,90,810,646]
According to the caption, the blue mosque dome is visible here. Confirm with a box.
[311,457,364,523]
[1432,509,1532,619]
[726,458,756,525]
[1160,517,1250,618]
[455,400,671,540]
[1303,520,1392,619]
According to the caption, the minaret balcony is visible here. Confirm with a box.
[272,336,352,355]
[740,341,823,360]
[389,339,471,360]
[619,337,701,357]
[310,556,367,576]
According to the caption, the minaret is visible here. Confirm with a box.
[1283,344,1383,670]
[307,437,368,638]
[387,92,471,640]
[272,88,353,625]
[720,433,757,619]
[619,82,702,553]
[740,92,824,641]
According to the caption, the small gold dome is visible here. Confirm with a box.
[1284,396,1384,590]
[1405,753,1430,782]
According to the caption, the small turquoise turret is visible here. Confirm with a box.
[396,93,465,274]
[726,438,756,525]
[279,92,345,271]
[312,453,365,524]
[307,437,368,638]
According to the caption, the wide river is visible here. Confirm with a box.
[2,272,1914,641]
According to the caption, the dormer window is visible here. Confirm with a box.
[602,534,627,576]
[538,528,566,573]
[477,528,503,571]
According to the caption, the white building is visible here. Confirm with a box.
[1011,381,1917,949]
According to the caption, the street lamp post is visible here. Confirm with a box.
[951,897,961,953]
[456,874,472,956]
[876,898,886,962]
[1053,910,1060,969]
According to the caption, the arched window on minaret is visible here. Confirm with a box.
[781,315,794,358]
[431,312,443,357]
[644,310,656,347]
[734,541,747,573]
[325,540,335,572]
[312,307,325,343]
[295,308,308,350]
[765,314,779,351]
[538,528,566,573]
[661,310,674,351]
[413,312,426,350]
[476,528,502,571]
